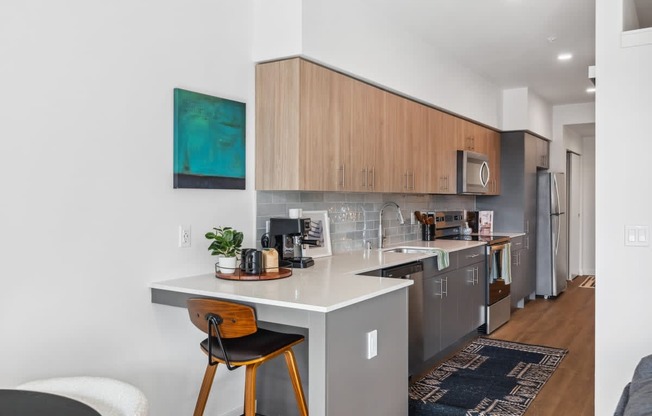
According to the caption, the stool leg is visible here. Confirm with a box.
[244,363,260,416]
[284,349,308,416]
[194,362,219,416]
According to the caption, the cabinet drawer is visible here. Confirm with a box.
[422,253,458,277]
[457,245,486,268]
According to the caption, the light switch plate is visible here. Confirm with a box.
[625,225,649,247]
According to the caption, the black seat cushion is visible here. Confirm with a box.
[200,328,304,363]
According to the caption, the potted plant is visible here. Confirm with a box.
[205,226,244,274]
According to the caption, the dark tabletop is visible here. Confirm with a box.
[0,389,101,416]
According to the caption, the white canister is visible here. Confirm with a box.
[289,208,303,219]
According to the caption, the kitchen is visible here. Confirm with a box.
[3,1,647,416]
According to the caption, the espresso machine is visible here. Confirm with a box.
[268,217,315,268]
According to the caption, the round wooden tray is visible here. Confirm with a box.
[215,267,293,281]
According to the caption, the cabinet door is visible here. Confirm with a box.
[381,93,403,192]
[486,130,501,195]
[536,138,550,169]
[423,276,443,359]
[440,272,466,350]
[255,59,301,190]
[427,109,457,194]
[460,262,486,332]
[350,79,384,192]
[299,61,352,191]
[406,100,428,193]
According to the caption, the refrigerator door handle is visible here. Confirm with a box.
[551,213,561,256]
[553,174,561,214]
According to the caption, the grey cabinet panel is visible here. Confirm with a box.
[423,276,443,358]
[477,131,539,308]
[421,247,486,364]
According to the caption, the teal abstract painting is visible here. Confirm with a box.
[174,88,246,189]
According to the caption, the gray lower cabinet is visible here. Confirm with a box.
[422,248,486,363]
[510,235,535,308]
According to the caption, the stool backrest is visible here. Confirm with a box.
[187,298,257,338]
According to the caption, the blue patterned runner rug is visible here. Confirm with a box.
[409,338,567,416]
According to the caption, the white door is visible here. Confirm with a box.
[566,152,582,280]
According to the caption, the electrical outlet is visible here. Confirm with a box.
[179,225,191,248]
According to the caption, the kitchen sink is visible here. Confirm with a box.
[383,247,437,254]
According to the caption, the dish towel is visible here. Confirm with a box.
[501,243,512,284]
[433,249,450,271]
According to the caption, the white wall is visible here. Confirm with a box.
[501,88,530,131]
[551,103,595,172]
[596,0,652,412]
[500,87,552,139]
[299,0,502,128]
[0,1,255,415]
[581,136,595,275]
[527,91,553,139]
[252,0,302,61]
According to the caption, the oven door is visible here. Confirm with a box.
[487,243,511,304]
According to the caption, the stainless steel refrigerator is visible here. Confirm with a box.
[536,172,568,297]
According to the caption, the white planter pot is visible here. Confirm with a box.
[218,256,237,274]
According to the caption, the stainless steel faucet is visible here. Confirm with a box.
[378,202,405,249]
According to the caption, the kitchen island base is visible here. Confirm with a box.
[151,286,409,416]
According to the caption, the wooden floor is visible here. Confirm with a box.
[489,277,595,415]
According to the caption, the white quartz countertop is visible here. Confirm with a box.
[150,239,486,313]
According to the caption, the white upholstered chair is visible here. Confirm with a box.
[16,376,149,416]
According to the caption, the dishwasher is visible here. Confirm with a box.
[358,261,424,377]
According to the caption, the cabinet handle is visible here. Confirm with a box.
[467,268,474,284]
[443,276,448,297]
[525,236,530,249]
[410,171,415,190]
[404,172,408,190]
[445,175,449,191]
[466,253,481,259]
[437,279,444,299]
[525,220,530,233]
[474,267,479,285]
[339,165,345,188]
[362,168,367,188]
[370,167,375,190]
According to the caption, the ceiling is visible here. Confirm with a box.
[367,0,596,106]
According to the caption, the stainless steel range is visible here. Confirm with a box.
[435,211,512,334]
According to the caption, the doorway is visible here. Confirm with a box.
[566,151,582,280]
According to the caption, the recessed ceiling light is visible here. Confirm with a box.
[586,87,596,93]
[558,53,573,61]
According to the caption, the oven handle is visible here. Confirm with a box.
[489,243,508,252]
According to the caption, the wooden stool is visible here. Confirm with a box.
[187,298,308,416]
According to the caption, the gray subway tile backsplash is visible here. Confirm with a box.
[256,191,475,253]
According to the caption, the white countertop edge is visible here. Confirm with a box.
[150,279,413,313]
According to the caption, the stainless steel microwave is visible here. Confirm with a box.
[457,150,490,194]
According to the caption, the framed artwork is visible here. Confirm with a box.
[302,210,332,258]
[173,88,246,189]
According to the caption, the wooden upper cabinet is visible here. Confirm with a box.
[300,60,353,191]
[255,57,501,195]
[455,118,488,155]
[255,58,352,191]
[255,59,301,191]
[427,109,457,194]
[486,130,501,195]
[350,79,384,192]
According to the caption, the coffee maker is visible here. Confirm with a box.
[268,217,315,268]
